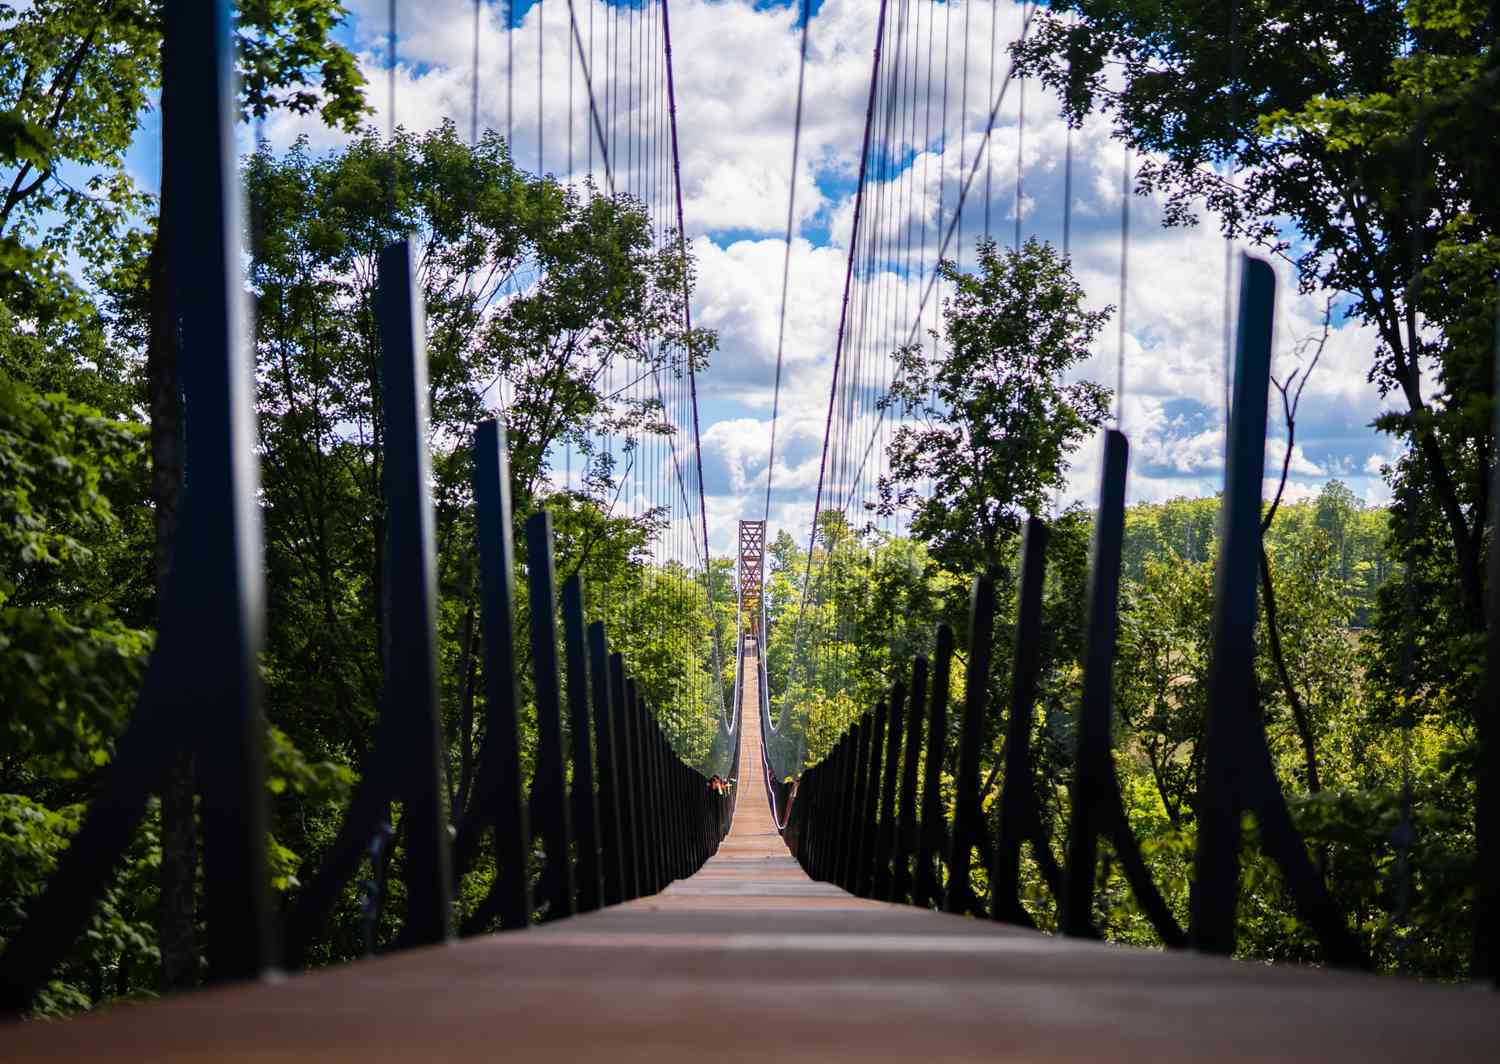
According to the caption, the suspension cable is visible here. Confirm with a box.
[792,0,893,651]
[828,1,1038,517]
[763,0,813,529]
[1118,143,1131,430]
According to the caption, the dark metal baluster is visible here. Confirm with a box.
[678,755,693,878]
[1192,257,1275,954]
[667,746,684,880]
[624,674,649,896]
[892,656,929,904]
[874,679,907,900]
[795,763,816,869]
[690,758,701,871]
[660,732,676,884]
[590,623,625,906]
[612,657,641,900]
[813,741,837,880]
[526,513,575,920]
[857,702,888,897]
[815,762,830,876]
[0,0,274,1009]
[680,759,690,874]
[375,238,451,947]
[562,576,602,913]
[834,732,857,883]
[644,701,667,890]
[817,742,843,881]
[915,626,955,908]
[1060,431,1185,945]
[650,701,669,890]
[638,703,656,895]
[177,0,275,979]
[680,758,692,878]
[673,739,690,879]
[805,748,823,878]
[816,762,832,875]
[993,517,1049,925]
[946,577,997,915]
[799,763,816,874]
[1192,256,1361,964]
[1481,283,1500,983]
[285,237,467,961]
[841,720,871,892]
[657,717,675,885]
[1063,430,1129,938]
[293,242,467,960]
[458,420,531,930]
[703,765,714,865]
[809,762,829,875]
[628,686,653,895]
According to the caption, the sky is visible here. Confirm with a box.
[136,0,1401,555]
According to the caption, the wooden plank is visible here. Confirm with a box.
[6,642,1498,1061]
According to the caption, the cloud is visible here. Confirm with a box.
[244,0,1400,552]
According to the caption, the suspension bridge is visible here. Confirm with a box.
[3,0,1500,1058]
[9,630,1497,1060]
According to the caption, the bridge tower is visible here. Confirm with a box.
[737,520,766,645]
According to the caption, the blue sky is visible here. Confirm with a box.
[113,0,1400,554]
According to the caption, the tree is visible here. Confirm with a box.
[876,237,1111,576]
[1017,0,1498,978]
[0,1,364,249]
[1017,0,1495,625]
[242,124,721,946]
[0,371,150,782]
[0,369,158,1014]
[1,0,370,992]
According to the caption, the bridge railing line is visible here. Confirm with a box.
[1,232,737,1017]
[0,2,737,1013]
[772,256,1473,975]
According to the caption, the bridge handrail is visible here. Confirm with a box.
[776,257,1407,974]
[0,3,733,1008]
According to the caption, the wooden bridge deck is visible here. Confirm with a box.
[8,644,1499,1061]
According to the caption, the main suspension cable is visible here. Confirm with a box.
[762,0,814,529]
[829,1,1038,516]
[793,0,893,641]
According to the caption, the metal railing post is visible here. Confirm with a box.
[992,517,1050,925]
[915,627,955,908]
[589,622,624,905]
[946,577,997,915]
[893,656,929,904]
[562,576,602,913]
[526,513,576,920]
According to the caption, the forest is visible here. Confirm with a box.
[1,2,734,1011]
[759,0,1497,980]
[3,0,1499,1013]
[763,483,1469,974]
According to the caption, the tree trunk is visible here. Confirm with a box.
[148,87,198,991]
[1258,547,1327,881]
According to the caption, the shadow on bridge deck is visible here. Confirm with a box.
[8,643,1498,1061]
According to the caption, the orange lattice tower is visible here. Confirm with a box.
[737,520,766,644]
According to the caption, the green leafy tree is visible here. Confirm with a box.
[0,371,149,783]
[242,124,723,947]
[0,369,157,1013]
[1017,0,1495,622]
[1017,0,1497,975]
[0,0,365,302]
[2,0,369,993]
[877,237,1111,576]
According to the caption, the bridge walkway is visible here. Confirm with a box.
[9,642,1499,1061]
